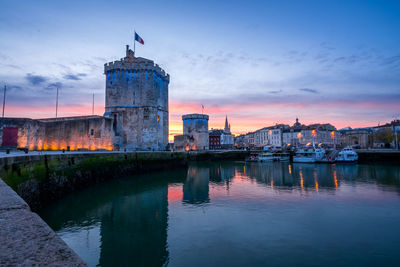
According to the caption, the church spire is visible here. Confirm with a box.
[224,115,230,132]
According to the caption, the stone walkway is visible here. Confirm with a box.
[0,179,87,266]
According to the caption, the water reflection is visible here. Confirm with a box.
[40,170,187,267]
[239,162,400,193]
[183,167,209,204]
[39,162,400,267]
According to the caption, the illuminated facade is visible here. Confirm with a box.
[0,116,113,151]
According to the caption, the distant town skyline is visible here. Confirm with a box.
[1,0,399,140]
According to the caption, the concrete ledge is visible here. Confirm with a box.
[0,179,29,211]
[0,179,87,266]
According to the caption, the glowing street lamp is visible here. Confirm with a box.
[331,131,336,149]
[311,129,316,147]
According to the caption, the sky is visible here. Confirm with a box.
[0,0,399,140]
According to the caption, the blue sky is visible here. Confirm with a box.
[0,0,399,136]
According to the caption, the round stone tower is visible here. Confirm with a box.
[182,114,209,150]
[104,45,169,150]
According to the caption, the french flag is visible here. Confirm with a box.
[135,32,144,45]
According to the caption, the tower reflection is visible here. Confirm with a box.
[183,166,210,204]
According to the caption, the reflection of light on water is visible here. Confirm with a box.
[168,186,183,203]
[288,164,292,175]
[299,169,304,190]
[334,170,338,189]
[313,169,319,192]
[271,179,274,189]
[243,166,246,175]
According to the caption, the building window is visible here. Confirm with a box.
[90,129,94,136]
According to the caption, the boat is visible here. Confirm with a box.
[336,146,358,163]
[273,152,290,161]
[293,147,326,163]
[245,153,259,162]
[258,152,274,162]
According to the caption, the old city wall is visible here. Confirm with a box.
[0,116,114,151]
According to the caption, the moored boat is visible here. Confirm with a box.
[336,146,358,163]
[245,153,259,162]
[258,152,274,162]
[274,152,290,161]
[293,147,326,163]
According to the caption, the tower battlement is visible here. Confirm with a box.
[104,45,169,80]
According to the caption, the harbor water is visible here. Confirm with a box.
[40,161,400,266]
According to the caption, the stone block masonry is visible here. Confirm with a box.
[174,114,209,151]
[104,45,169,151]
[0,179,87,266]
[0,116,113,151]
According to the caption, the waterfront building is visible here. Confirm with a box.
[208,116,233,150]
[253,127,270,148]
[268,127,283,147]
[254,129,261,147]
[248,132,255,148]
[174,114,209,151]
[282,128,302,146]
[209,129,222,150]
[104,45,169,150]
[299,123,338,146]
[0,45,170,151]
[339,128,371,149]
[282,118,305,146]
[234,134,249,149]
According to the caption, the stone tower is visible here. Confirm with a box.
[182,114,209,150]
[104,45,169,150]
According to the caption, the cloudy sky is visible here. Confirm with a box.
[1,0,399,140]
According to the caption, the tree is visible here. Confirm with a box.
[375,128,394,146]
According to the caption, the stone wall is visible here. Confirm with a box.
[174,134,191,151]
[0,179,87,266]
[0,116,113,151]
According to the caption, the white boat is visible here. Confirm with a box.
[274,152,290,161]
[336,146,358,163]
[293,147,326,163]
[258,152,274,162]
